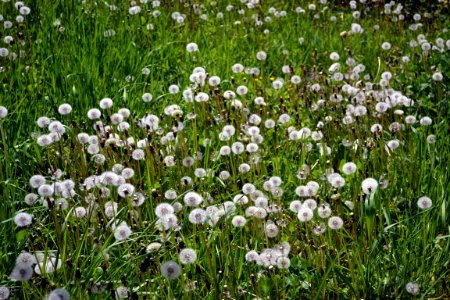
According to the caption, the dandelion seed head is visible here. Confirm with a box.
[245,143,259,153]
[328,173,346,188]
[406,282,419,295]
[389,122,402,133]
[311,83,321,92]
[295,186,310,197]
[231,63,244,73]
[231,215,247,227]
[276,256,290,269]
[421,42,431,51]
[302,199,317,210]
[272,79,283,89]
[186,42,198,52]
[118,183,135,198]
[387,139,400,151]
[179,248,197,264]
[370,123,383,133]
[342,162,357,175]
[99,98,113,109]
[121,167,134,179]
[328,216,343,229]
[265,119,276,129]
[0,286,10,300]
[313,223,326,235]
[181,176,193,186]
[73,206,87,218]
[219,171,230,181]
[242,183,256,195]
[114,223,132,241]
[0,48,9,57]
[351,23,363,33]
[245,250,260,263]
[236,85,248,96]
[91,154,105,165]
[318,204,332,218]
[218,130,232,141]
[297,207,314,222]
[182,156,195,168]
[254,196,268,208]
[30,175,46,189]
[162,189,176,201]
[259,249,278,267]
[155,203,174,218]
[168,84,179,95]
[146,242,162,253]
[194,168,207,178]
[48,121,65,134]
[242,206,256,217]
[110,113,123,125]
[161,261,181,280]
[184,191,203,207]
[223,125,236,136]
[10,265,33,281]
[281,65,291,74]
[87,108,101,120]
[256,51,267,60]
[219,145,231,156]
[129,5,141,15]
[329,52,340,61]
[54,198,68,210]
[289,200,302,213]
[58,103,72,115]
[420,116,432,126]
[362,178,378,195]
[238,163,251,173]
[247,126,260,136]
[188,208,207,224]
[381,71,392,81]
[426,134,436,144]
[208,75,221,86]
[116,286,128,299]
[88,135,99,144]
[38,184,55,198]
[24,193,39,205]
[130,192,145,207]
[0,106,8,118]
[75,133,89,144]
[129,149,145,161]
[158,213,178,230]
[16,252,36,267]
[417,196,432,210]
[47,288,70,300]
[163,155,176,167]
[278,113,291,124]
[381,42,391,50]
[273,242,291,256]
[101,171,119,186]
[142,92,153,102]
[231,142,245,155]
[342,201,353,211]
[36,117,50,128]
[354,105,367,116]
[265,223,279,238]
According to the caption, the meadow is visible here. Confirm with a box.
[0,0,449,299]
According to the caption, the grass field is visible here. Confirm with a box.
[0,0,449,299]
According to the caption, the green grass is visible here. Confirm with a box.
[0,0,449,299]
